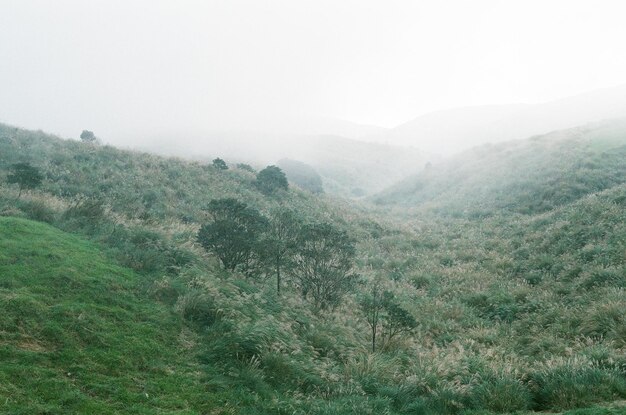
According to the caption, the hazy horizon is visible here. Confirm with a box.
[2,0,626,143]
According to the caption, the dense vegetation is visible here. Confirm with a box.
[1,121,625,414]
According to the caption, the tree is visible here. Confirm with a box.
[212,158,228,170]
[359,285,417,352]
[80,130,97,143]
[292,223,357,310]
[7,162,43,198]
[259,208,302,294]
[256,165,288,195]
[197,198,267,273]
[381,297,417,345]
[359,281,385,352]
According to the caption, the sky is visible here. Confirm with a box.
[1,0,626,139]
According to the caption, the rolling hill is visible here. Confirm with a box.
[372,119,626,217]
[1,122,625,414]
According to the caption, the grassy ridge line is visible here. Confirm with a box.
[0,123,346,226]
[0,217,212,414]
[372,119,626,216]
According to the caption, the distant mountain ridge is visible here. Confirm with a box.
[370,84,626,155]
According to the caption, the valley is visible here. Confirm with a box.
[1,120,625,414]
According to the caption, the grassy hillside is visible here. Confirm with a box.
[0,217,211,414]
[0,124,336,224]
[1,123,625,414]
[354,184,626,414]
[372,119,626,217]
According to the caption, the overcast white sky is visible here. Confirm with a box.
[1,0,626,138]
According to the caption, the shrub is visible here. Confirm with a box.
[530,366,626,410]
[7,162,44,199]
[212,158,228,170]
[197,198,267,273]
[292,222,358,311]
[62,197,106,227]
[19,200,56,223]
[468,374,532,413]
[261,352,324,393]
[175,290,221,327]
[255,165,288,195]
[80,130,97,142]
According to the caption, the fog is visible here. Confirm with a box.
[2,0,626,174]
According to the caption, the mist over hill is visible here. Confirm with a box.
[370,84,626,155]
[101,84,626,198]
[372,118,626,216]
[108,130,430,197]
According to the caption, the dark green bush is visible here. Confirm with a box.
[18,200,56,223]
[425,387,465,415]
[530,366,626,410]
[176,290,220,326]
[62,198,106,228]
[468,374,532,413]
[261,352,324,393]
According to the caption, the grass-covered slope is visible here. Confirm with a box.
[0,217,210,414]
[372,119,626,217]
[0,123,340,225]
[2,218,623,415]
[354,184,626,414]
[1,123,625,414]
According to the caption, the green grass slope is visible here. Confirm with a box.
[372,119,626,217]
[1,123,625,414]
[0,217,209,414]
[3,218,622,415]
[0,124,332,224]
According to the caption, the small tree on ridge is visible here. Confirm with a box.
[7,162,43,198]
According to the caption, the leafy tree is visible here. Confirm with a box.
[197,198,267,273]
[292,223,357,310]
[7,162,43,198]
[359,285,417,352]
[80,130,97,143]
[380,293,417,347]
[256,165,288,195]
[212,158,228,170]
[259,208,302,294]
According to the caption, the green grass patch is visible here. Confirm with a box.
[0,217,212,414]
